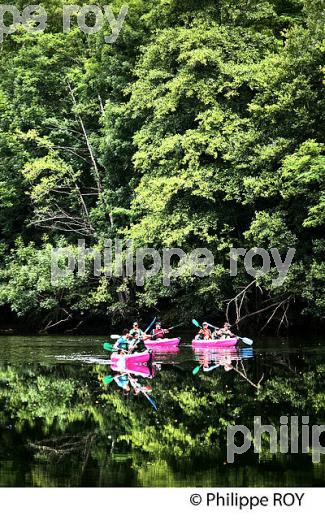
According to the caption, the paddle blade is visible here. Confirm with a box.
[103,342,114,351]
[192,319,200,328]
[110,334,120,340]
[241,337,253,346]
[103,375,114,385]
[203,364,220,373]
[147,395,158,411]
[169,322,185,331]
[192,365,201,375]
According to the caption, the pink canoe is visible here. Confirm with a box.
[144,337,181,350]
[110,350,152,368]
[192,338,238,348]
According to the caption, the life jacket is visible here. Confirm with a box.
[130,338,146,353]
[129,328,144,337]
[151,328,165,339]
[219,328,233,338]
[199,328,212,340]
[115,375,129,389]
[117,336,129,350]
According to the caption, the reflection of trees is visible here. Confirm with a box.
[233,360,264,390]
[0,365,99,432]
[28,434,96,462]
[0,353,325,486]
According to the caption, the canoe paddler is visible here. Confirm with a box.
[114,373,131,393]
[195,322,212,340]
[219,354,234,371]
[151,321,169,340]
[129,331,147,354]
[216,322,236,339]
[129,321,151,340]
[116,329,130,353]
[129,321,145,338]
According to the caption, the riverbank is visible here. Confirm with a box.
[0,310,323,337]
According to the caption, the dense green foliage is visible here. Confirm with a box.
[0,0,324,331]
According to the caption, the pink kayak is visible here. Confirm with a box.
[144,337,181,350]
[192,338,238,348]
[110,350,152,368]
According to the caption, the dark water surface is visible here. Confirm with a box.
[0,334,325,487]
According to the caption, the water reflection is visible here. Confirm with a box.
[0,335,324,486]
[193,346,254,371]
[103,361,159,410]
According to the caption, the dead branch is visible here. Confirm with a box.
[32,208,95,236]
[67,82,102,194]
[233,359,264,391]
[28,434,96,462]
[226,278,293,333]
[260,297,292,332]
[277,300,290,334]
[65,320,84,334]
[98,94,105,117]
[226,280,257,324]
[40,312,73,333]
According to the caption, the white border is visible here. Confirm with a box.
[0,487,322,519]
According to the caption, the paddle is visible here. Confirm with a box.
[192,365,202,375]
[206,321,253,346]
[203,364,220,373]
[192,319,201,328]
[150,321,185,340]
[103,342,118,352]
[191,320,204,356]
[145,316,157,334]
[167,322,185,331]
[193,362,220,375]
[103,375,114,385]
[129,375,158,411]
[142,391,158,411]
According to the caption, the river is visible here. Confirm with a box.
[0,334,324,486]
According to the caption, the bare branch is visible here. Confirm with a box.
[67,82,102,194]
[98,94,105,117]
[40,313,73,333]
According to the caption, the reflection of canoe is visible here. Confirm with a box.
[193,346,237,356]
[192,338,238,348]
[193,347,238,363]
[240,348,254,360]
[110,362,155,378]
[193,346,254,365]
[144,337,180,350]
[110,350,152,369]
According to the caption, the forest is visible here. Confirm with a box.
[0,0,324,334]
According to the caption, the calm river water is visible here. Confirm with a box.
[0,334,324,486]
